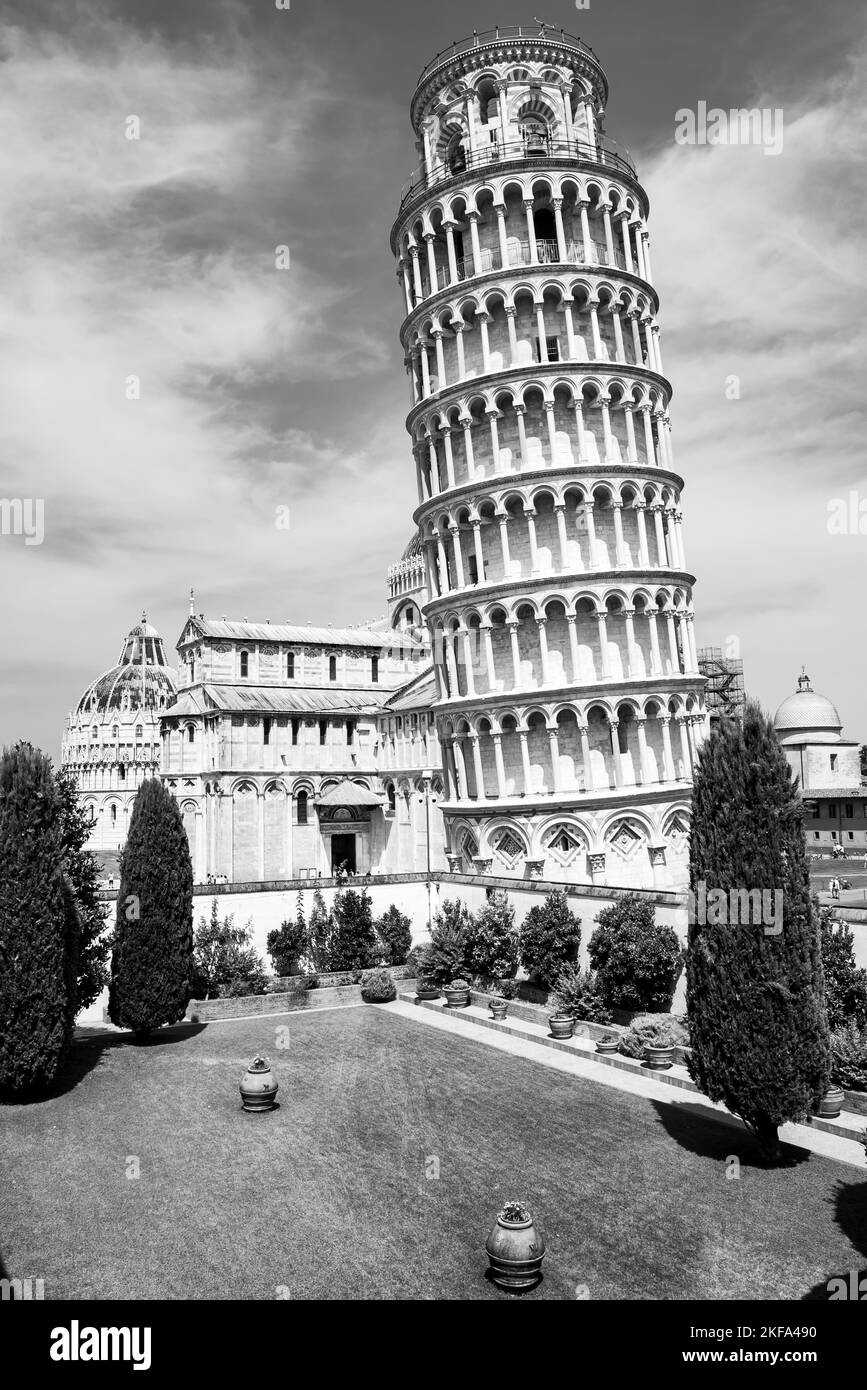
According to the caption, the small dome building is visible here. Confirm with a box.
[61,614,177,868]
[773,669,866,854]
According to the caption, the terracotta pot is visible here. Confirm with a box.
[415,985,440,1001]
[444,987,470,1009]
[595,1038,620,1055]
[239,1056,279,1112]
[490,1000,508,1021]
[485,1210,546,1291]
[645,1044,675,1071]
[548,1016,574,1039]
[818,1085,844,1118]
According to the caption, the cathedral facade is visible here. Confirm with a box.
[61,27,708,892]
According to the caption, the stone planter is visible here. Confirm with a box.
[239,1056,278,1112]
[548,1016,574,1040]
[485,1210,546,1291]
[645,1044,675,1071]
[595,1037,620,1055]
[444,985,470,1009]
[415,985,441,1002]
[818,1085,845,1118]
[489,1000,509,1021]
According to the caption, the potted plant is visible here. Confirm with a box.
[641,1019,680,1070]
[817,1085,845,1118]
[595,1029,620,1055]
[485,1200,546,1291]
[416,977,441,1002]
[239,1054,279,1112]
[489,994,508,1021]
[443,977,470,1008]
[548,1010,574,1039]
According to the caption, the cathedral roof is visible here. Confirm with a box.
[164,684,390,718]
[180,617,423,650]
[773,670,843,745]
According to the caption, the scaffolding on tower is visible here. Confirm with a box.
[697,648,745,723]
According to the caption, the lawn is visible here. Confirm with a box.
[1,1004,865,1300]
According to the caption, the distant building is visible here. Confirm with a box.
[773,669,866,852]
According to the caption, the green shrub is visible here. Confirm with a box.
[548,964,611,1023]
[519,891,582,988]
[428,899,472,983]
[447,978,469,990]
[307,889,333,971]
[589,894,683,1012]
[360,968,397,1002]
[619,1013,689,1058]
[375,905,413,965]
[266,915,308,976]
[329,889,377,971]
[819,906,867,1030]
[830,1023,867,1091]
[466,890,518,979]
[192,900,267,998]
[109,777,194,1038]
[54,764,110,1011]
[0,742,80,1093]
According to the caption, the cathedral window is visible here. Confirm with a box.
[371,654,379,683]
[110,805,117,824]
[319,719,328,745]
[91,726,98,740]
[263,718,271,746]
[240,650,249,678]
[346,721,355,745]
[291,719,299,746]
[187,725,195,743]
[286,651,295,678]
[296,790,308,825]
[329,655,337,681]
[135,725,143,740]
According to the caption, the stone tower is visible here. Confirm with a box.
[390,23,707,890]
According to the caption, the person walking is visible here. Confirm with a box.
[830,876,841,901]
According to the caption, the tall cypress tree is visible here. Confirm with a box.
[0,742,79,1093]
[686,701,829,1161]
[54,765,110,1011]
[109,777,193,1038]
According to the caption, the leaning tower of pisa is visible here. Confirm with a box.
[390,23,708,891]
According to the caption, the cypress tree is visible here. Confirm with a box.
[54,765,110,1011]
[109,777,193,1038]
[686,701,829,1161]
[0,742,79,1093]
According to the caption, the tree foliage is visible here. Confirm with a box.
[685,703,830,1161]
[427,898,472,984]
[329,888,377,970]
[519,890,582,987]
[266,913,309,976]
[193,899,268,997]
[375,904,413,966]
[466,890,518,979]
[0,742,80,1093]
[818,904,867,1030]
[108,777,194,1036]
[54,765,110,1010]
[589,893,682,1012]
[307,889,333,972]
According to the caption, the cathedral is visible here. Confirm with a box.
[62,26,711,892]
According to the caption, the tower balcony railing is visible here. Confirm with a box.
[413,25,600,87]
[428,237,627,300]
[397,135,637,220]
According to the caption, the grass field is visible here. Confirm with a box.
[1,1005,865,1300]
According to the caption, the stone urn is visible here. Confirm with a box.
[240,1055,279,1112]
[548,1015,574,1040]
[818,1085,844,1118]
[489,999,508,1021]
[443,981,470,1009]
[485,1203,546,1291]
[645,1044,675,1071]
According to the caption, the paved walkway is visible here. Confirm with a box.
[386,998,867,1170]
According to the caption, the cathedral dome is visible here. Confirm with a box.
[400,533,423,562]
[75,613,177,715]
[773,670,843,745]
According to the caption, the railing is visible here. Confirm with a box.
[414,25,599,87]
[397,136,637,219]
[416,238,628,306]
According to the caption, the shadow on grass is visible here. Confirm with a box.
[1,1021,207,1104]
[649,1099,810,1170]
[801,1177,867,1299]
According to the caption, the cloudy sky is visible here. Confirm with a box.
[1,0,865,757]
